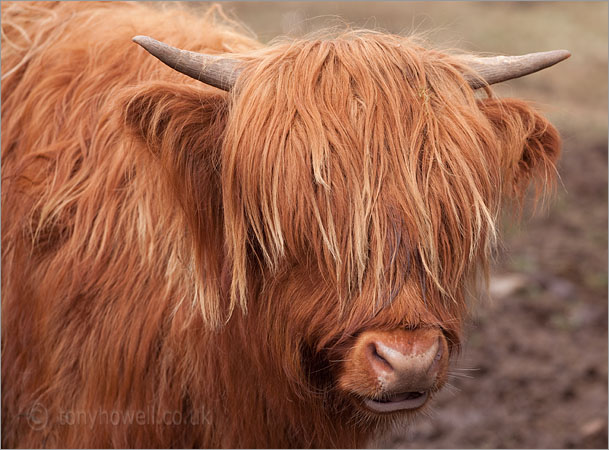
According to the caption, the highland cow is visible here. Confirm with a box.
[1,2,568,448]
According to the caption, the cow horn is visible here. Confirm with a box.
[132,35,241,91]
[461,50,571,89]
[133,35,570,92]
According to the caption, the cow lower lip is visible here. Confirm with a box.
[363,391,429,413]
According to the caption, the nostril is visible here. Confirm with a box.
[434,341,442,361]
[427,337,443,374]
[366,342,392,371]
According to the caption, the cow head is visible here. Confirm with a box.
[125,32,565,425]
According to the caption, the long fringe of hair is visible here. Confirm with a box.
[223,31,559,322]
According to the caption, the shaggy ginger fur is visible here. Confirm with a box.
[2,2,560,448]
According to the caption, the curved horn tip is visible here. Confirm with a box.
[132,35,158,50]
[547,49,572,63]
[132,35,148,45]
[464,48,572,89]
[131,35,240,91]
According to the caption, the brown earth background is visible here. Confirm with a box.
[196,2,608,448]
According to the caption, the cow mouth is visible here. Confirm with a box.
[363,391,429,413]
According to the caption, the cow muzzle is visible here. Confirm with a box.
[337,327,448,414]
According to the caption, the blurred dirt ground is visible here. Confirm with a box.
[194,2,608,448]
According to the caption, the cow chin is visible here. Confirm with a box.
[334,327,450,417]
